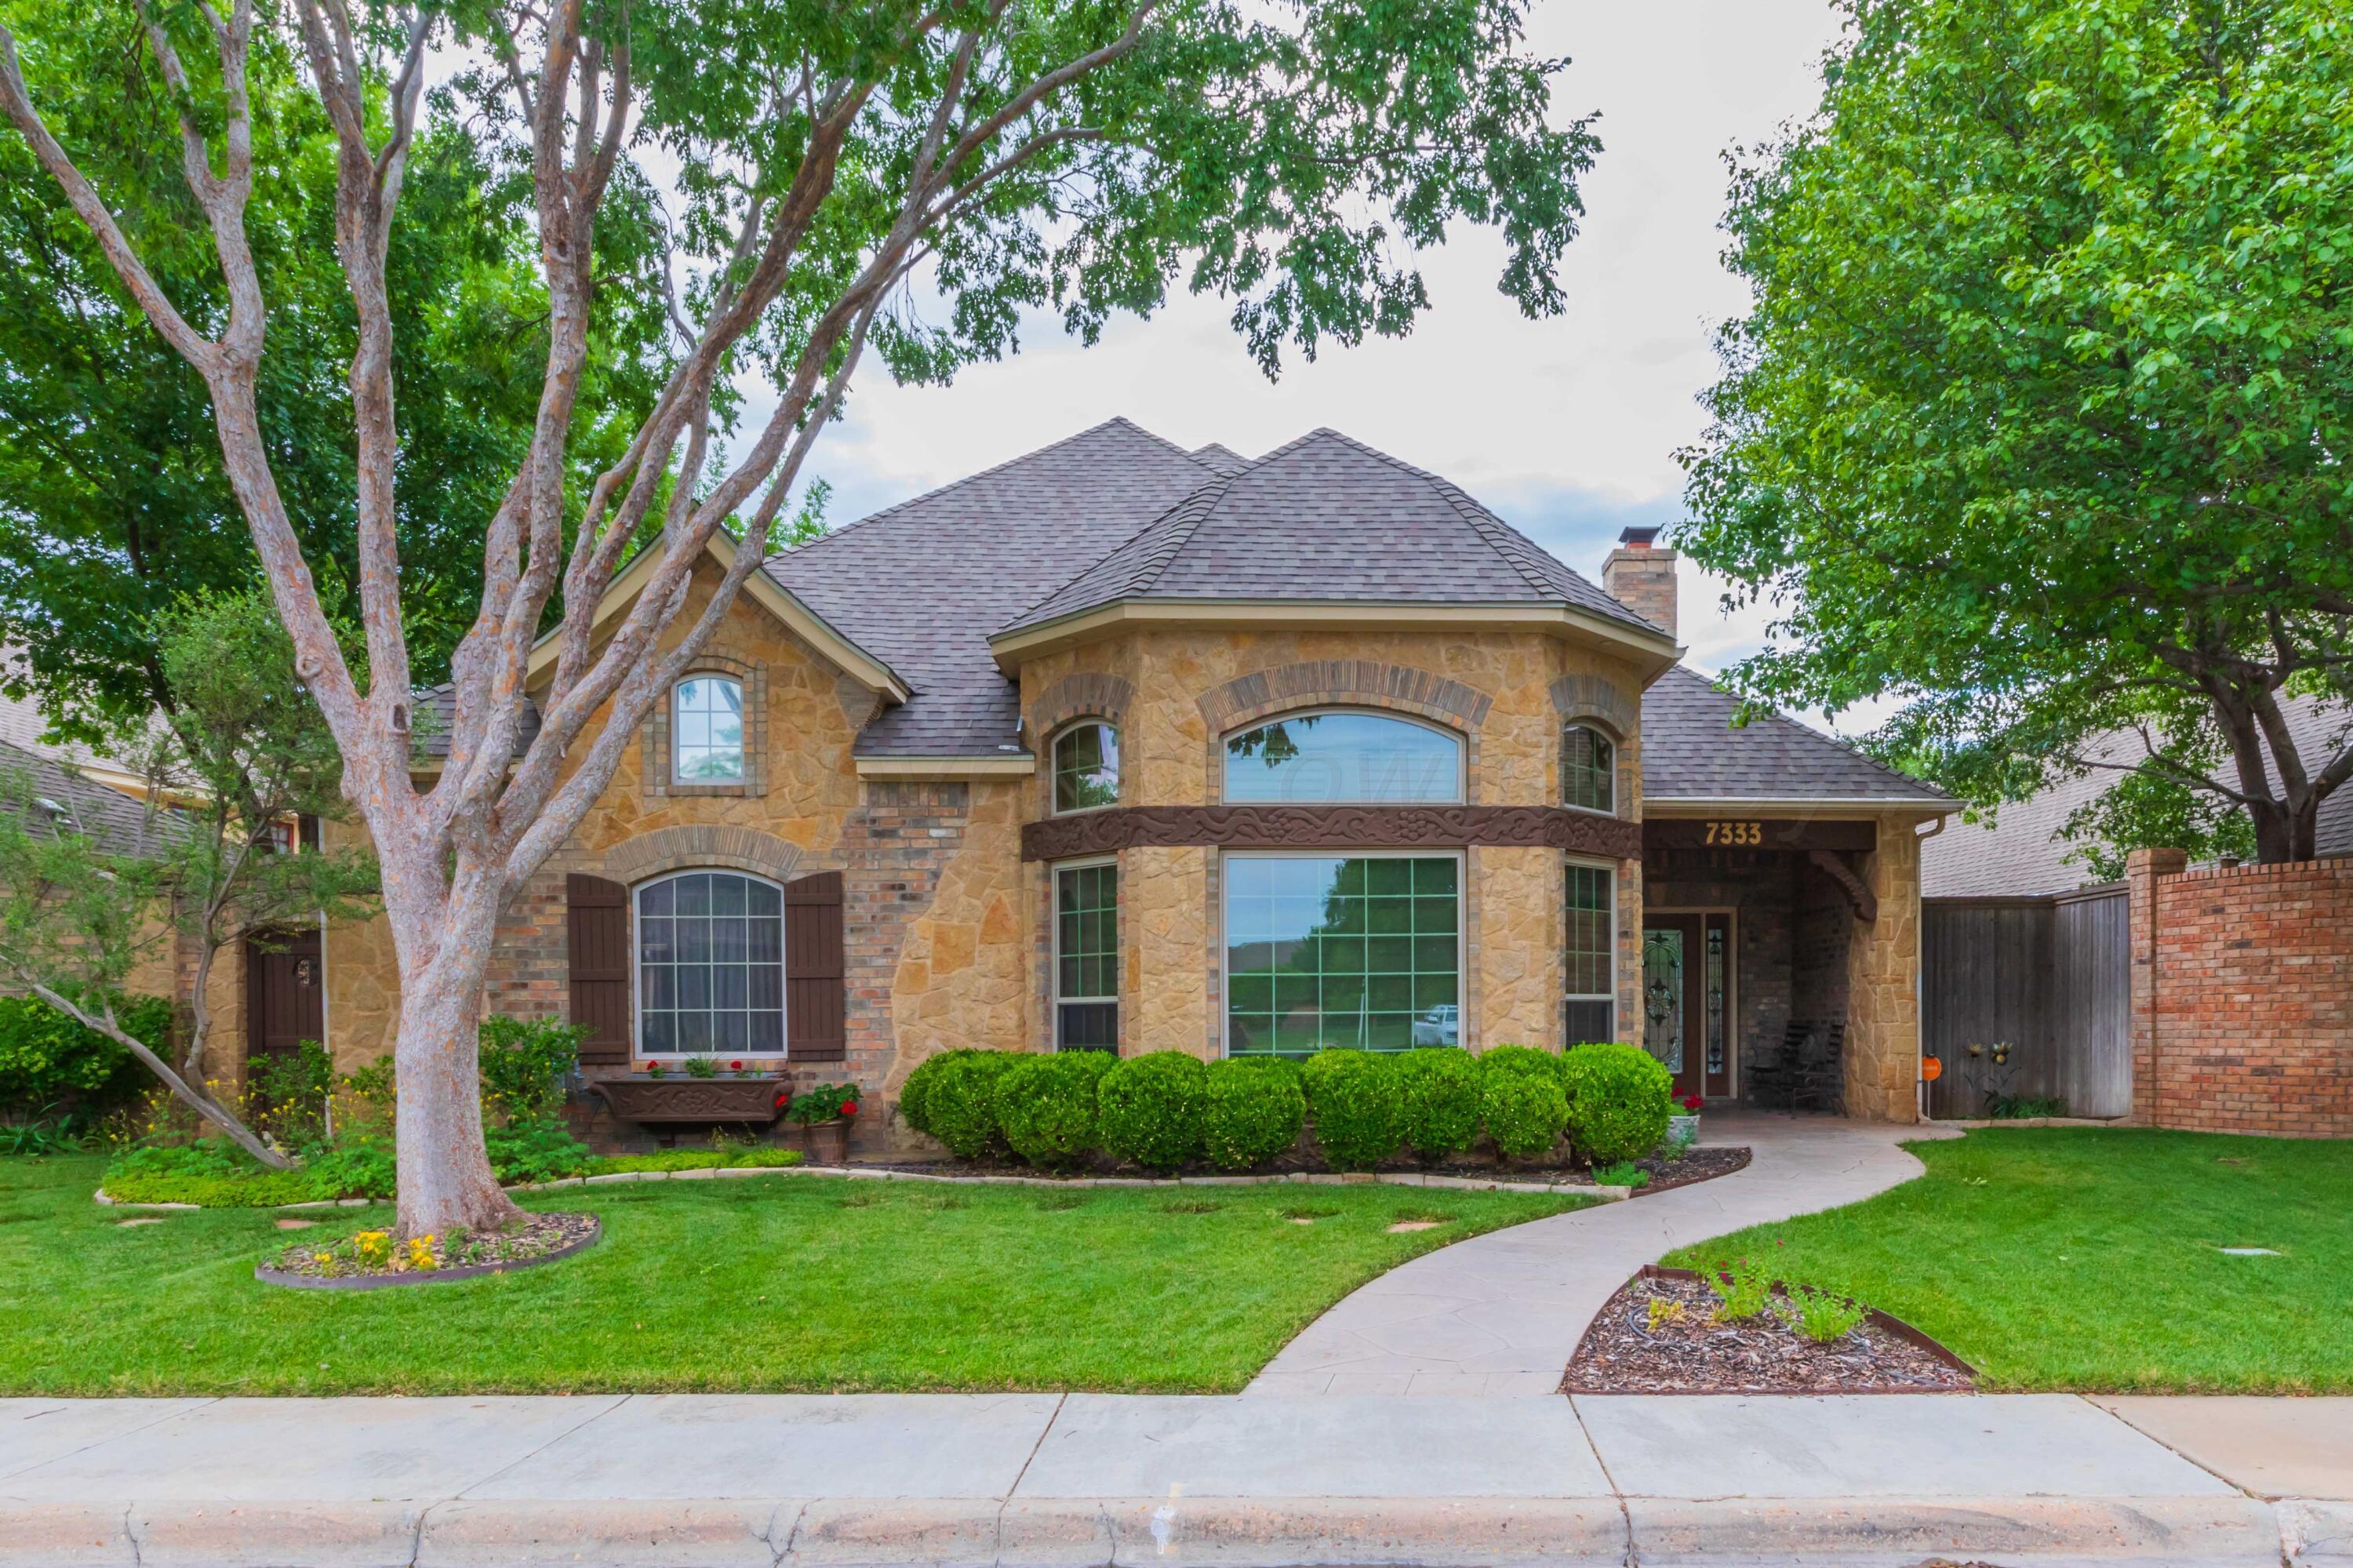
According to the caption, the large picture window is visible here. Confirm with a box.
[635,871,784,1056]
[1052,722,1120,813]
[673,676,746,783]
[1054,860,1118,1050]
[1222,711,1463,804]
[1564,860,1615,1045]
[1562,723,1615,814]
[1224,853,1460,1056]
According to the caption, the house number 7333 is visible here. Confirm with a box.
[1704,820,1763,846]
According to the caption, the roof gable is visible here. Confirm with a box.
[1639,664,1954,807]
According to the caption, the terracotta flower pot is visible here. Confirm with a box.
[796,1119,849,1165]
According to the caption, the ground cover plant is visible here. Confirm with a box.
[1665,1128,2353,1393]
[0,1154,1586,1394]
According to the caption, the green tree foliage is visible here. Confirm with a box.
[0,0,670,733]
[1680,0,2353,865]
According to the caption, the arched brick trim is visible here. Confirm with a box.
[642,653,769,800]
[1198,661,1493,733]
[603,825,806,886]
[1033,671,1135,737]
[1547,672,1636,739]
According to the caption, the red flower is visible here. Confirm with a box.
[839,1100,859,1118]
[773,1091,789,1109]
[730,1060,745,1071]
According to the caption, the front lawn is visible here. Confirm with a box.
[1664,1127,2353,1394]
[0,1155,1587,1395]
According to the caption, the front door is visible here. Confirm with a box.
[1641,914,1705,1098]
[246,926,324,1089]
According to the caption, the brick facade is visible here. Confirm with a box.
[2129,849,2353,1138]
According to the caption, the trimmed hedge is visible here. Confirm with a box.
[1300,1050,1402,1170]
[1394,1047,1481,1160]
[998,1050,1117,1169]
[1098,1050,1208,1172]
[908,1050,1020,1159]
[1202,1057,1305,1171]
[1561,1042,1672,1163]
[1479,1048,1569,1160]
[897,1048,974,1138]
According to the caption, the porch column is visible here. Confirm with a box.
[1842,817,1923,1122]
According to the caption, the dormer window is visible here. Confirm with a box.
[1053,722,1120,813]
[673,676,745,783]
[1563,723,1615,814]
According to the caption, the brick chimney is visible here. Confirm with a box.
[1602,525,1678,638]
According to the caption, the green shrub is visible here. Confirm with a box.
[485,1117,594,1184]
[304,1134,396,1198]
[1097,1050,1207,1173]
[479,1016,587,1124]
[1300,1050,1402,1170]
[1561,1041,1673,1164]
[1202,1057,1305,1171]
[0,995,171,1118]
[899,1048,977,1137]
[1479,1052,1569,1160]
[911,1050,1020,1159]
[997,1051,1116,1168]
[1394,1048,1481,1160]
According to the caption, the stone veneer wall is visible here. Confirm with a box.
[2129,849,2351,1137]
[1842,819,1924,1122]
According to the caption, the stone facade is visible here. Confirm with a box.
[1842,818,1925,1122]
[2129,849,2352,1137]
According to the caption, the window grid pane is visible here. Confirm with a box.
[674,677,747,782]
[1055,862,1118,1050]
[1564,862,1614,1043]
[638,871,782,1056]
[1226,855,1460,1057]
[1563,725,1614,813]
[1053,724,1120,813]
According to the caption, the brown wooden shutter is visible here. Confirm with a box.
[784,870,846,1061]
[567,873,631,1066]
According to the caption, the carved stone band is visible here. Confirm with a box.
[1020,805,1642,862]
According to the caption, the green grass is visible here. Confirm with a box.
[0,1155,1587,1395]
[1664,1127,2353,1394]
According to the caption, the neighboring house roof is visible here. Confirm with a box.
[0,657,141,786]
[1921,693,2353,898]
[1638,664,1956,809]
[0,738,176,859]
[763,418,1233,758]
[998,427,1665,641]
[414,681,542,762]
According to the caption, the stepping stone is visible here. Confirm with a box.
[1387,1220,1441,1233]
[1290,1217,1316,1225]
[117,1217,165,1228]
[275,1219,320,1231]
[2217,1246,2279,1256]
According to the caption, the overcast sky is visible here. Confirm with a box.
[744,2,1873,729]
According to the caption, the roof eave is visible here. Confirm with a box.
[987,598,1682,676]
[1643,794,1958,816]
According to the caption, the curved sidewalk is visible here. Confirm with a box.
[1247,1108,1958,1396]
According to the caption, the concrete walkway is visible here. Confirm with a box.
[4,1392,2345,1566]
[1250,1107,1958,1395]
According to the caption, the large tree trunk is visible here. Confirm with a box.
[390,933,519,1239]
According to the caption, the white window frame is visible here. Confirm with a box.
[1561,722,1617,817]
[1051,856,1120,1050]
[1217,847,1466,1057]
[671,675,747,785]
[1562,855,1617,1046]
[1220,707,1467,806]
[631,868,787,1060]
[1049,720,1122,816]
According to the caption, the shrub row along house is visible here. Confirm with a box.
[208,420,1958,1151]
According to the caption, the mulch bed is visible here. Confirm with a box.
[856,1144,1750,1194]
[260,1211,599,1290]
[1564,1268,1975,1394]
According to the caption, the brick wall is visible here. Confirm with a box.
[2129,849,2352,1137]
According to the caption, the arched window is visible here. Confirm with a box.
[673,675,745,783]
[1222,711,1463,804]
[1052,721,1120,813]
[1562,722,1616,814]
[635,871,784,1057]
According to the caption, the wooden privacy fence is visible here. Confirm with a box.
[1922,886,2130,1119]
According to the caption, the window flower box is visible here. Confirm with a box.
[593,1075,787,1126]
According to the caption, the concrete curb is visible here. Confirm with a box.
[0,1494,2323,1568]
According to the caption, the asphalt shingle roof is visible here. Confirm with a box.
[1000,428,1664,638]
[0,738,177,859]
[1639,665,1955,806]
[763,419,1233,757]
[1920,693,2352,897]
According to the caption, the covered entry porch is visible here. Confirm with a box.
[1635,813,1926,1120]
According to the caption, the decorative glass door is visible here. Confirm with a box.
[1642,927,1686,1074]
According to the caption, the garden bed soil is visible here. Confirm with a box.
[857,1144,1751,1193]
[1564,1265,1975,1394]
[258,1212,600,1290]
